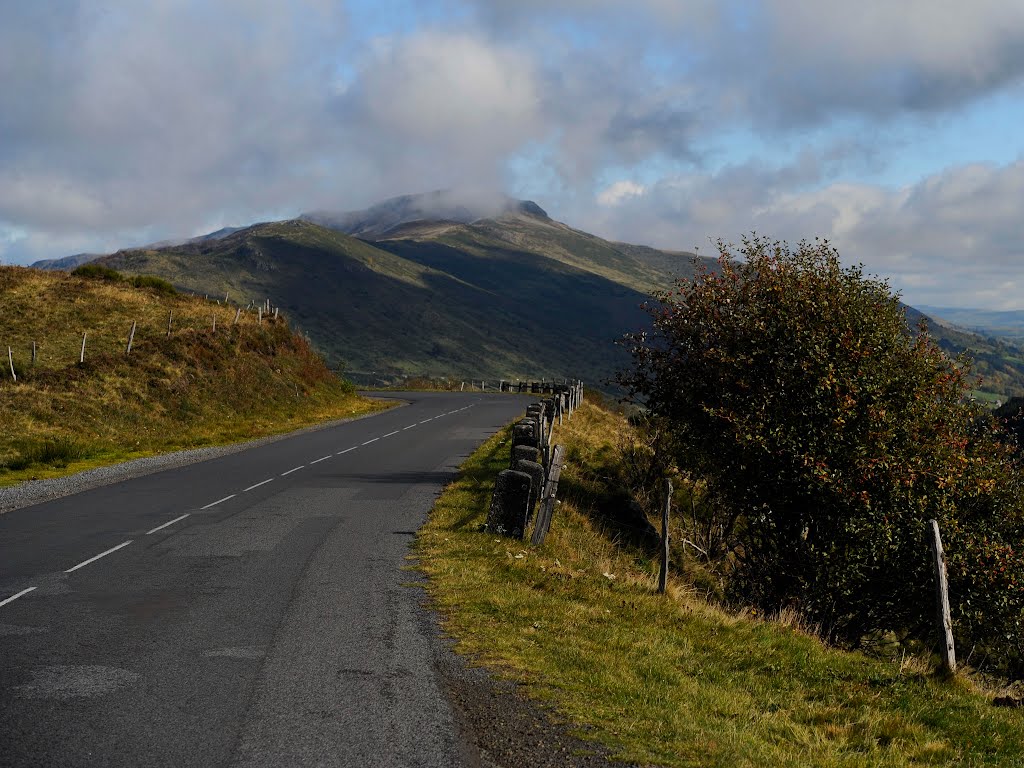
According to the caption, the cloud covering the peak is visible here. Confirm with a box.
[1,0,1023,307]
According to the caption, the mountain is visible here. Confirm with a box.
[301,189,547,240]
[31,228,245,271]
[31,252,104,271]
[92,202,709,385]
[43,192,1024,397]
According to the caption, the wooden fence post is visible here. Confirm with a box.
[31,341,37,366]
[8,346,16,381]
[658,478,672,594]
[80,332,87,364]
[167,310,173,337]
[212,315,217,332]
[233,307,241,325]
[125,320,137,355]
[928,520,956,674]
[258,307,263,324]
[531,444,565,546]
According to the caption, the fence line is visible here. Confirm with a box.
[486,381,582,542]
[3,295,286,379]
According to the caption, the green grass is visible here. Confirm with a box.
[416,401,1024,767]
[0,266,389,486]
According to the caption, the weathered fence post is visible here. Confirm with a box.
[928,519,956,674]
[8,346,16,381]
[212,315,217,332]
[80,332,87,364]
[233,307,241,325]
[513,459,544,516]
[658,478,672,594]
[460,381,465,392]
[31,341,36,366]
[531,444,565,546]
[167,310,173,337]
[274,307,279,319]
[125,320,137,355]
[258,307,263,324]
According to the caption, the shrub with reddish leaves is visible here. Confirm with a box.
[619,235,1024,677]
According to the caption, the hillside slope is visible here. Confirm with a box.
[48,192,1024,398]
[94,213,693,384]
[0,266,383,485]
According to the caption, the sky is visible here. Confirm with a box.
[2,0,1023,309]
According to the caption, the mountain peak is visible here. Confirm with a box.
[301,190,548,240]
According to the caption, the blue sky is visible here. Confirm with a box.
[1,0,1023,308]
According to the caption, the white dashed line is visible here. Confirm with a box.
[362,438,379,445]
[402,424,416,430]
[381,431,400,438]
[0,587,36,608]
[419,419,434,424]
[201,494,237,510]
[336,447,357,455]
[281,466,304,476]
[310,455,331,465]
[243,478,274,492]
[65,541,134,574]
[146,514,190,535]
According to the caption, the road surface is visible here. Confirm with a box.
[0,391,526,767]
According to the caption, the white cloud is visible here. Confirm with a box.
[3,0,1024,311]
[579,157,1024,308]
[335,29,543,196]
[597,180,646,207]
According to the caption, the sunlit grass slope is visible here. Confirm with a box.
[416,401,1024,767]
[0,266,387,487]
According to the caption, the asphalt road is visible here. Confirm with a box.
[0,391,527,767]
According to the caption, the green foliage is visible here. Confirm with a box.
[3,437,93,470]
[71,265,176,295]
[128,274,177,295]
[619,235,1024,677]
[73,264,124,282]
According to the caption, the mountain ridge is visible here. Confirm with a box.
[29,191,1024,398]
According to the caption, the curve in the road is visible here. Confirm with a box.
[0,391,526,768]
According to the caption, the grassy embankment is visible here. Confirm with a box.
[417,399,1024,767]
[0,266,389,487]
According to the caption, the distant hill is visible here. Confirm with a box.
[31,228,245,271]
[93,203,706,385]
[31,252,104,271]
[39,191,1024,398]
[919,306,1024,342]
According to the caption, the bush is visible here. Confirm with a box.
[128,275,177,295]
[3,437,92,470]
[71,265,176,295]
[618,235,1024,676]
[72,264,124,282]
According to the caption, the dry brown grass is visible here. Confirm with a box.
[417,400,1024,767]
[0,266,387,484]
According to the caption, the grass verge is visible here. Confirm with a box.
[0,266,390,487]
[416,401,1024,767]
